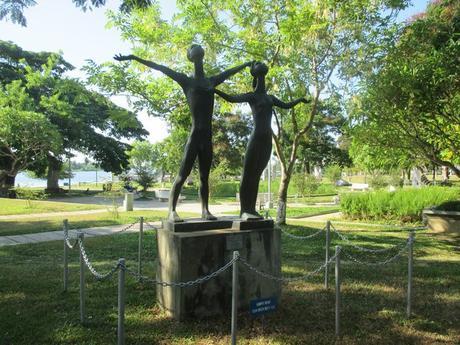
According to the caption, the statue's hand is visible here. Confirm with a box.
[301,97,311,104]
[114,54,133,61]
[246,60,256,67]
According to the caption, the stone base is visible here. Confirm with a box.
[156,220,281,320]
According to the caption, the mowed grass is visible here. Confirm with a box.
[0,210,199,236]
[223,205,339,218]
[0,198,105,216]
[0,223,459,344]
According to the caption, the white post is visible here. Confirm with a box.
[231,251,239,345]
[118,258,126,345]
[267,151,272,208]
[63,219,69,292]
[407,232,414,318]
[138,217,144,278]
[335,246,341,337]
[78,232,85,323]
[325,221,331,289]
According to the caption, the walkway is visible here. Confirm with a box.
[0,221,162,247]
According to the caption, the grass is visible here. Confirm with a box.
[223,206,340,218]
[0,210,199,236]
[0,198,105,216]
[0,222,459,344]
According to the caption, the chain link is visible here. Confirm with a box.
[330,223,409,253]
[280,226,325,240]
[123,255,238,287]
[114,221,139,234]
[340,239,411,266]
[63,226,79,249]
[77,237,121,280]
[239,252,339,283]
[144,221,159,230]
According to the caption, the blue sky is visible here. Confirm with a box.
[0,0,431,151]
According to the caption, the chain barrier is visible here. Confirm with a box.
[280,226,325,240]
[64,226,79,249]
[330,223,409,253]
[77,237,121,280]
[340,238,412,266]
[114,221,139,234]
[239,252,339,283]
[123,255,238,287]
[144,221,159,230]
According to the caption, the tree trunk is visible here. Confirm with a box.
[46,157,63,193]
[0,173,16,197]
[276,167,291,225]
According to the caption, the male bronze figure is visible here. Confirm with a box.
[115,45,252,222]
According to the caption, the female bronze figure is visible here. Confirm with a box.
[115,45,252,222]
[216,62,309,220]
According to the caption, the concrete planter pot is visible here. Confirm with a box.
[423,209,460,233]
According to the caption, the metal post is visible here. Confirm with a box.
[118,258,126,345]
[325,221,331,289]
[407,232,414,318]
[63,219,69,292]
[335,246,341,337]
[138,217,144,278]
[231,251,239,345]
[78,232,85,323]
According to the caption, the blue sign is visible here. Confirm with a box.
[250,297,277,316]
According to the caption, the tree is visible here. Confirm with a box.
[349,0,460,177]
[85,0,408,224]
[0,82,60,195]
[0,0,152,26]
[0,41,148,192]
[127,140,158,195]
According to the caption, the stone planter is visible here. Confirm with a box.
[423,209,460,233]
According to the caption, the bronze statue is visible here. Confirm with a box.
[115,45,252,222]
[216,62,309,220]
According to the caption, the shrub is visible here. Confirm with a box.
[369,174,388,189]
[341,186,460,223]
[324,164,342,183]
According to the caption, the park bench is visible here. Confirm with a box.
[350,183,369,191]
[154,189,185,202]
[236,192,275,210]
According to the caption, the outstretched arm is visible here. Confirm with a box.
[215,89,253,103]
[272,96,310,109]
[114,54,188,85]
[211,61,254,86]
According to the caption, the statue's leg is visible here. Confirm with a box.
[240,135,262,219]
[197,137,217,220]
[168,136,198,222]
[240,137,271,220]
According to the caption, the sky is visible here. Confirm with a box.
[0,0,431,160]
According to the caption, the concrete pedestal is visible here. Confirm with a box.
[123,193,133,211]
[156,219,281,320]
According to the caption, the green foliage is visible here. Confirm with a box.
[13,188,48,208]
[0,0,152,26]
[0,40,147,191]
[348,0,460,175]
[324,164,342,183]
[341,186,460,222]
[293,173,319,197]
[127,140,158,193]
[208,161,230,198]
[368,174,389,189]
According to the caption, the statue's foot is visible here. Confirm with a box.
[168,211,184,223]
[241,212,263,221]
[202,210,217,221]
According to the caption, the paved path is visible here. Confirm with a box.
[0,221,162,247]
[0,200,240,220]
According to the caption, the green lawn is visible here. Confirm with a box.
[0,223,458,344]
[223,206,340,218]
[0,210,199,236]
[0,198,105,216]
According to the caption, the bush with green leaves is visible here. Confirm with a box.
[14,188,48,208]
[341,186,460,223]
[324,164,342,183]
